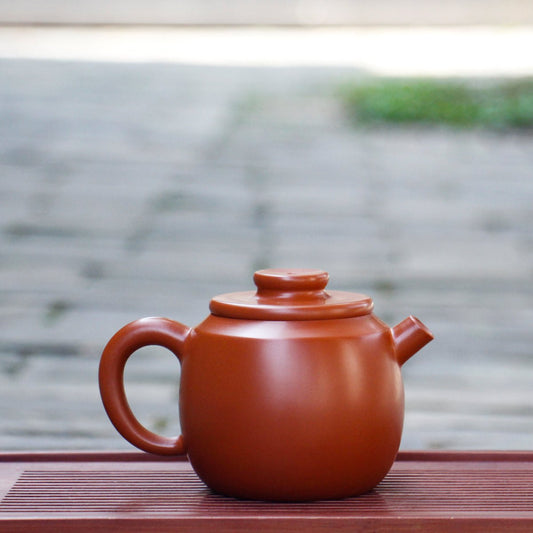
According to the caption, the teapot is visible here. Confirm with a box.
[99,269,433,501]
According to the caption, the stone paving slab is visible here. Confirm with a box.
[1,58,532,452]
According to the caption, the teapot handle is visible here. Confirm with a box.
[98,317,191,455]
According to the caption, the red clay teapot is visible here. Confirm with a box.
[99,269,433,501]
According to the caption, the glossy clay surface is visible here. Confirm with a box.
[99,269,433,501]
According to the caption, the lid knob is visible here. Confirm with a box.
[254,269,329,296]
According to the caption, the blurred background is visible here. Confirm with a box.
[0,1,532,451]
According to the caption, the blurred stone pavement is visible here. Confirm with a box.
[1,51,532,450]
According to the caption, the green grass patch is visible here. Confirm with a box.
[340,78,533,130]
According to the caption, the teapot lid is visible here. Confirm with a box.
[209,269,373,320]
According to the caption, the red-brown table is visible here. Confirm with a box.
[1,451,532,532]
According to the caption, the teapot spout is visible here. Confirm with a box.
[391,316,433,366]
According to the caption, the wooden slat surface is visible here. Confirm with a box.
[0,451,532,532]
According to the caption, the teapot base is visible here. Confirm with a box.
[189,446,398,502]
[197,466,391,503]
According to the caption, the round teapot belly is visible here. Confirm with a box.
[179,320,404,501]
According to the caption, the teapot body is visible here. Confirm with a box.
[180,313,404,501]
